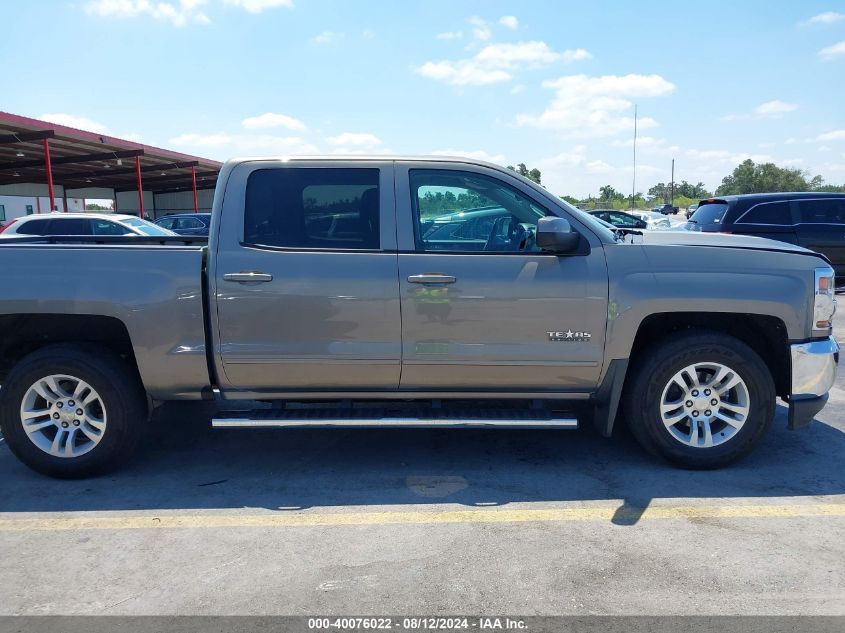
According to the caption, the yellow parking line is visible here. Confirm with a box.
[0,503,843,531]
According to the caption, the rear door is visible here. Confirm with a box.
[395,161,608,392]
[729,200,797,244]
[795,198,845,277]
[211,160,401,393]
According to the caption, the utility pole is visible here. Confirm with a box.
[670,158,675,205]
[631,104,637,211]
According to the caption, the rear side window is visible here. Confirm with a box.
[16,218,51,235]
[736,201,791,225]
[798,199,845,224]
[48,219,93,235]
[690,202,730,225]
[244,168,380,250]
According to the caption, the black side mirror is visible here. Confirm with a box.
[635,220,647,229]
[536,216,580,253]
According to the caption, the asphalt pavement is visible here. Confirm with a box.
[0,315,843,616]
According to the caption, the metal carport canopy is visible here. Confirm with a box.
[0,111,222,218]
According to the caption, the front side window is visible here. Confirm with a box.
[411,169,547,253]
[244,168,380,250]
[0,205,5,222]
[798,199,845,224]
[156,217,176,230]
[736,201,791,225]
[608,212,639,227]
[92,219,130,235]
[175,217,204,230]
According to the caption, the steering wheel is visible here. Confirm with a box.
[484,216,527,252]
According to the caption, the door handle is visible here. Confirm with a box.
[408,273,457,284]
[223,272,273,283]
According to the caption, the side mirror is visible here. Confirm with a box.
[536,216,580,253]
[635,220,647,229]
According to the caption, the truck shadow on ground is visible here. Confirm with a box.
[1,401,843,526]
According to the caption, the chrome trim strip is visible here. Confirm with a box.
[212,417,579,429]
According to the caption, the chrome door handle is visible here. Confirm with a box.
[223,272,273,283]
[408,273,457,284]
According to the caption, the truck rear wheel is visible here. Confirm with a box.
[0,344,146,478]
[623,331,775,469]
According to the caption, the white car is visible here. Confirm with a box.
[631,211,686,231]
[0,213,176,238]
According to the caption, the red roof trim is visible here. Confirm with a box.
[0,111,222,168]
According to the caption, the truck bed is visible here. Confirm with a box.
[0,238,211,399]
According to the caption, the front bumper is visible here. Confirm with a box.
[788,336,839,429]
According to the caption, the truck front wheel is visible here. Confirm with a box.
[623,331,775,469]
[0,344,146,478]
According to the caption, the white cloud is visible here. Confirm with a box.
[84,0,210,26]
[499,15,518,29]
[325,132,382,147]
[362,28,375,40]
[510,84,526,95]
[223,0,293,12]
[312,30,344,45]
[417,41,591,86]
[818,145,832,152]
[431,149,506,164]
[168,132,318,158]
[121,132,144,142]
[753,100,798,116]
[516,73,675,138]
[819,41,845,60]
[803,11,844,25]
[817,130,845,141]
[468,16,491,41]
[722,99,798,121]
[436,31,463,40]
[39,113,109,134]
[241,112,306,131]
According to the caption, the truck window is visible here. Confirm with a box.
[410,169,546,253]
[798,199,845,224]
[244,168,380,250]
[736,201,792,225]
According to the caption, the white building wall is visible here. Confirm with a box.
[0,183,85,221]
[153,189,214,217]
[115,190,155,217]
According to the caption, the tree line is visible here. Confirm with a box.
[509,159,845,210]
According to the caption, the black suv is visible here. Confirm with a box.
[687,192,845,278]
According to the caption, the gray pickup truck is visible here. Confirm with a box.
[0,157,838,478]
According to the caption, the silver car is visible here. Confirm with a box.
[0,212,176,238]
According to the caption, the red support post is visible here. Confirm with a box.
[191,165,199,213]
[43,138,56,211]
[135,156,145,219]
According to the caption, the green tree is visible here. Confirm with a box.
[715,159,823,195]
[507,163,542,184]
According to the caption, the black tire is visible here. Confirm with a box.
[0,344,146,478]
[623,331,775,469]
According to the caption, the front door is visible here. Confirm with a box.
[212,161,401,392]
[395,162,608,392]
[794,198,845,278]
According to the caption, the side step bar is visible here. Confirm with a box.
[212,408,578,430]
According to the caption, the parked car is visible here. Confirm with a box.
[652,203,679,215]
[0,156,836,477]
[686,193,845,281]
[154,213,212,236]
[686,203,699,219]
[588,209,647,229]
[0,213,176,238]
[631,211,687,231]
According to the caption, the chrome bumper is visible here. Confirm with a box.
[788,336,838,430]
[791,336,839,398]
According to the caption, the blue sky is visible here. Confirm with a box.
[1,0,844,197]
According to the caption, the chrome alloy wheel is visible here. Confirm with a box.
[19,374,107,458]
[659,362,750,448]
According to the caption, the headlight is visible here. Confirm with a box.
[813,266,836,333]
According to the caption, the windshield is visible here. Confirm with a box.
[122,218,177,236]
[690,202,730,225]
